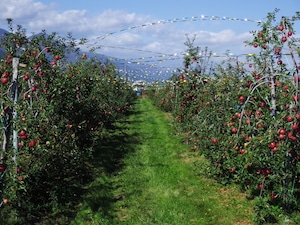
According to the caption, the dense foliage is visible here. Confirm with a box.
[147,10,300,224]
[0,20,136,224]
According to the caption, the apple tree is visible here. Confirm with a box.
[0,19,136,224]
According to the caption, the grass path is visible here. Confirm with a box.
[71,97,254,225]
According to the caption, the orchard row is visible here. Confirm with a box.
[147,11,300,224]
[0,20,137,224]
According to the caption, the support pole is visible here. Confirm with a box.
[12,58,19,164]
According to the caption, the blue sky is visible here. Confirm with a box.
[44,1,297,22]
[0,0,299,79]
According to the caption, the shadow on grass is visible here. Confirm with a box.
[35,109,143,225]
[77,109,143,221]
[93,124,142,174]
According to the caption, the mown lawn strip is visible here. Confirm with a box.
[71,97,254,225]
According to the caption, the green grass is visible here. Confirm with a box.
[71,97,255,225]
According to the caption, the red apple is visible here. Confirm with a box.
[292,95,298,101]
[246,81,252,87]
[20,135,27,140]
[256,110,262,116]
[291,136,298,141]
[23,93,31,99]
[240,149,246,154]
[274,48,281,54]
[50,61,57,66]
[1,77,8,84]
[3,71,10,77]
[287,132,293,138]
[54,55,60,61]
[272,147,278,153]
[279,134,285,140]
[292,123,299,130]
[212,138,218,144]
[0,165,5,172]
[270,193,277,199]
[279,128,286,135]
[231,127,238,133]
[281,36,287,42]
[19,130,26,136]
[265,169,271,175]
[28,141,36,147]
[269,142,276,149]
[24,73,29,81]
[239,96,245,101]
[259,102,266,107]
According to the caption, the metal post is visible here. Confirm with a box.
[12,58,19,164]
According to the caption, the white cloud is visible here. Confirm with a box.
[92,10,146,32]
[28,9,90,33]
[0,0,53,21]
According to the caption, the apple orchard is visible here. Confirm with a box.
[0,10,300,224]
